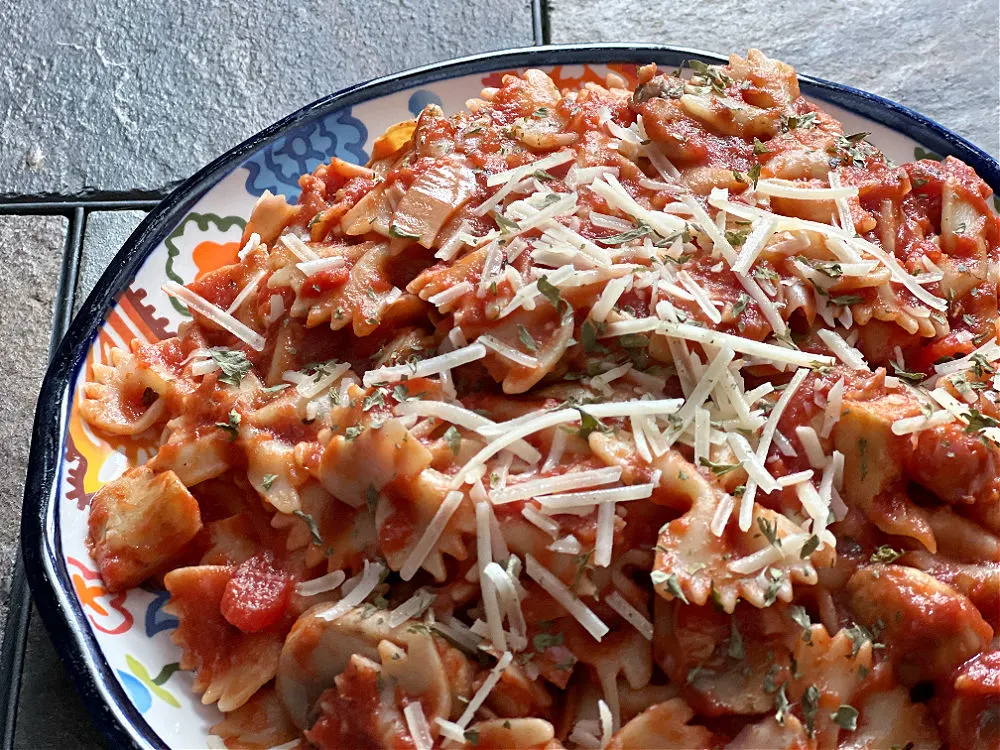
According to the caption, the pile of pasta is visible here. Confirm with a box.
[83,50,1000,749]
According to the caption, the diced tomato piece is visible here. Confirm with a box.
[219,551,292,633]
[908,331,976,372]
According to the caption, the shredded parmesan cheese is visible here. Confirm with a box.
[521,505,560,537]
[225,270,267,314]
[755,178,859,201]
[659,322,834,368]
[606,591,653,640]
[404,702,433,750]
[525,555,609,641]
[388,588,436,628]
[295,570,346,597]
[594,502,616,567]
[428,281,473,308]
[163,281,266,351]
[364,343,487,386]
[491,467,624,504]
[400,491,465,580]
[534,483,655,509]
[479,334,539,368]
[456,651,515,728]
[317,560,384,622]
[817,329,869,370]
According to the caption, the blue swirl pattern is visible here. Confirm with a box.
[243,108,369,199]
[408,90,443,116]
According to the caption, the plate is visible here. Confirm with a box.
[21,43,1000,749]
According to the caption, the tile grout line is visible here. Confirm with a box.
[531,0,549,45]
[0,206,86,749]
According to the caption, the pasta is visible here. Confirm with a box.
[82,50,1000,749]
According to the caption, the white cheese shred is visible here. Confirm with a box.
[525,554,609,641]
[491,466,623,504]
[599,699,614,749]
[594,502,616,567]
[317,560,384,622]
[225,270,267,314]
[478,334,539,368]
[400,491,465,581]
[294,569,346,597]
[456,651,515,728]
[162,281,266,351]
[606,591,653,640]
[404,702,434,750]
[817,329,869,371]
[364,343,487,386]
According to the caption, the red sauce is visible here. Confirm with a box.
[378,489,417,557]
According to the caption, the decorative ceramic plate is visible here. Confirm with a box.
[21,44,1000,749]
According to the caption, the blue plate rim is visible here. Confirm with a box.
[20,42,1000,750]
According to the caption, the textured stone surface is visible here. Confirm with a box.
[13,608,105,749]
[75,210,148,313]
[549,0,999,158]
[0,215,66,633]
[1,0,535,197]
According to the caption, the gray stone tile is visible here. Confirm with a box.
[13,607,106,749]
[75,210,148,314]
[0,214,67,633]
[549,0,1000,158]
[13,211,148,749]
[1,0,536,197]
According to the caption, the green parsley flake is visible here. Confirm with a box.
[532,632,564,651]
[444,425,462,455]
[537,275,568,313]
[618,333,649,349]
[786,112,817,130]
[651,571,690,604]
[215,409,241,441]
[581,319,607,353]
[788,605,813,642]
[576,408,610,439]
[845,622,884,657]
[293,510,324,546]
[763,569,783,606]
[890,361,924,384]
[732,292,751,319]
[830,704,859,731]
[261,473,278,491]
[362,389,385,411]
[725,228,751,246]
[965,408,999,435]
[802,684,821,736]
[209,349,252,387]
[756,516,782,547]
[601,222,653,245]
[261,383,291,393]
[774,683,790,725]
[727,620,745,659]
[858,438,869,479]
[517,324,539,352]
[870,545,903,563]
[495,214,520,235]
[700,457,739,476]
[800,535,820,559]
[388,224,421,240]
